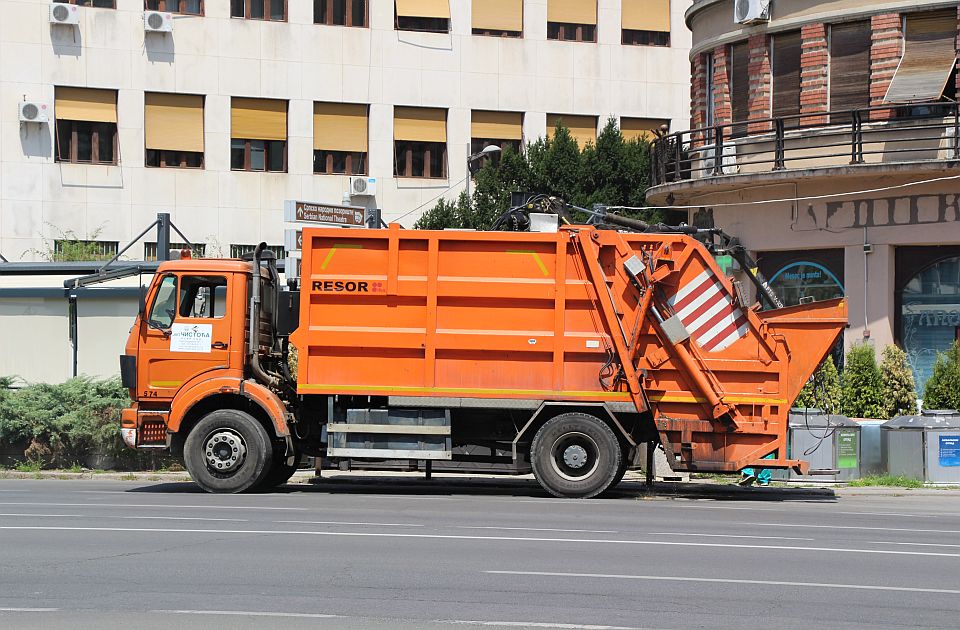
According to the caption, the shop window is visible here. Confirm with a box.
[315,0,366,27]
[900,255,960,394]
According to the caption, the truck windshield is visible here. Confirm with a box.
[148,275,177,329]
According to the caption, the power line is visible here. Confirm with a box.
[393,176,468,225]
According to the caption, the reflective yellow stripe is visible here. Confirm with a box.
[149,381,181,388]
[320,243,363,271]
[648,393,787,405]
[298,384,632,400]
[507,250,549,276]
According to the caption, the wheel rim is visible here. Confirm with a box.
[549,431,600,482]
[203,429,247,476]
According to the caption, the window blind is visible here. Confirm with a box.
[884,10,958,103]
[231,98,287,141]
[730,41,750,124]
[621,117,668,141]
[145,93,204,153]
[395,107,447,142]
[395,0,450,19]
[829,21,871,119]
[55,87,117,123]
[622,0,670,32]
[548,0,597,25]
[547,114,597,146]
[473,0,522,32]
[472,111,523,140]
[772,31,802,121]
[314,103,368,152]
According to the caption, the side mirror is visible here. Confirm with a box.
[138,284,147,315]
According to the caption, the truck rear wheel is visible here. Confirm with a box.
[257,449,302,490]
[530,412,622,498]
[184,409,273,494]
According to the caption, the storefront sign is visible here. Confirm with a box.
[940,435,960,467]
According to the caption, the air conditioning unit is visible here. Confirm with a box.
[703,144,739,176]
[734,0,769,24]
[349,176,377,197]
[49,3,80,25]
[144,11,174,32]
[19,101,51,124]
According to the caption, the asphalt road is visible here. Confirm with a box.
[0,475,959,630]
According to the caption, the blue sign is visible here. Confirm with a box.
[940,435,960,467]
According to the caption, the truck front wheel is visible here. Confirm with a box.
[530,412,622,498]
[184,409,273,494]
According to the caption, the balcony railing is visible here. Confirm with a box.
[651,102,960,187]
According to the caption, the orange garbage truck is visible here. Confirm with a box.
[119,222,846,497]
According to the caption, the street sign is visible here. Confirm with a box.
[284,228,302,252]
[283,200,366,227]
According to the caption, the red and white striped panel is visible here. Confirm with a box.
[667,269,748,352]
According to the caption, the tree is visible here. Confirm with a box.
[794,356,842,414]
[841,342,886,419]
[923,341,960,411]
[880,345,918,418]
[415,119,665,230]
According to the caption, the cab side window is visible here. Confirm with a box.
[178,275,228,319]
[148,275,178,328]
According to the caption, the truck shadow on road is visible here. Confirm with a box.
[127,475,838,503]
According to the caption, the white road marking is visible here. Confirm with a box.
[738,522,960,534]
[867,541,960,549]
[0,513,246,522]
[834,511,937,518]
[443,621,644,629]
[2,526,959,557]
[276,520,424,527]
[485,571,960,595]
[0,608,59,612]
[153,609,342,619]
[647,532,814,541]
[0,502,305,511]
[457,526,618,534]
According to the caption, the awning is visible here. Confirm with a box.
[548,0,597,25]
[231,98,287,141]
[145,93,204,153]
[547,114,597,147]
[55,87,117,123]
[884,11,958,103]
[622,0,670,32]
[472,111,523,140]
[472,0,523,32]
[314,103,368,152]
[395,107,447,143]
[395,0,450,19]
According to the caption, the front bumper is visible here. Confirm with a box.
[120,406,170,449]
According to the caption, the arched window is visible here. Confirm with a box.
[768,261,844,306]
[900,256,960,394]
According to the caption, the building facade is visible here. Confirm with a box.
[0,0,691,265]
[647,0,960,395]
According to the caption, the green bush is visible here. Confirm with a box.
[794,356,842,414]
[923,341,960,411]
[880,345,918,418]
[0,377,130,468]
[841,342,886,419]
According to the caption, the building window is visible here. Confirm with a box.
[231,98,287,172]
[547,113,598,147]
[145,93,204,169]
[471,111,523,167]
[54,0,115,7]
[472,0,522,37]
[621,117,669,142]
[772,30,802,125]
[621,0,670,46]
[230,244,286,259]
[54,87,119,165]
[144,242,206,261]
[395,0,450,32]
[231,0,285,21]
[145,0,202,14]
[394,107,447,178]
[53,240,119,261]
[705,52,715,127]
[314,0,366,27]
[313,103,368,175]
[547,0,597,42]
[829,21,871,123]
[729,41,749,134]
[885,11,958,105]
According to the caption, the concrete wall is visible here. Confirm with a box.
[0,0,692,262]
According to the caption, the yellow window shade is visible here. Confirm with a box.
[472,111,523,140]
[55,87,117,123]
[231,98,287,141]
[314,103,369,152]
[396,0,450,19]
[548,0,597,25]
[621,117,669,141]
[395,107,447,143]
[622,0,670,32]
[473,0,523,32]
[144,93,204,153]
[547,114,597,146]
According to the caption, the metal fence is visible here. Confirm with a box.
[651,102,960,186]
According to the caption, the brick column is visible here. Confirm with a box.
[870,13,903,120]
[747,34,771,133]
[956,5,960,100]
[799,23,829,125]
[712,45,732,126]
[690,54,708,145]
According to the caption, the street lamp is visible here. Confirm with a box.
[465,144,501,199]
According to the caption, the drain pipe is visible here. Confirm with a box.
[249,242,280,389]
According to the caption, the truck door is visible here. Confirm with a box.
[138,273,232,399]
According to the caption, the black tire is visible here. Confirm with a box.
[184,409,273,494]
[530,412,623,498]
[257,449,302,490]
[611,461,629,487]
